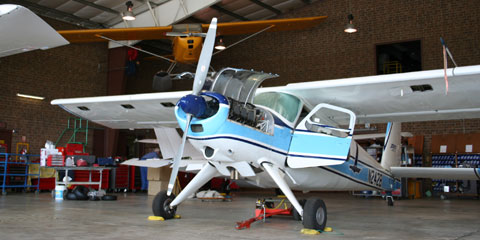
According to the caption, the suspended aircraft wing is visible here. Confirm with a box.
[57,16,327,43]
[0,4,69,58]
[391,167,480,180]
[267,65,480,124]
[51,91,189,129]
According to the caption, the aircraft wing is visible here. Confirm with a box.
[51,91,189,129]
[391,167,480,180]
[269,65,480,124]
[0,4,69,58]
[57,16,326,43]
[207,16,327,35]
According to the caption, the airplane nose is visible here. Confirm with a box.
[178,94,207,118]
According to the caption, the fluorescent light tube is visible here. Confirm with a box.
[17,93,45,100]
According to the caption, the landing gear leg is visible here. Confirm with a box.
[152,162,219,219]
[261,162,304,220]
[386,191,394,206]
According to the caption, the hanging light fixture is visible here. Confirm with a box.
[214,37,226,50]
[344,14,357,33]
[122,1,136,21]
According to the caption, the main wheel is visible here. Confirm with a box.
[292,199,306,221]
[152,191,177,219]
[302,198,327,231]
[387,196,394,206]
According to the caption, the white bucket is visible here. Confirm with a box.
[55,185,65,200]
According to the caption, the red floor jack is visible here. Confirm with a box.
[236,197,293,230]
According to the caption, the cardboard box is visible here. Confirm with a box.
[148,180,169,196]
[147,167,172,181]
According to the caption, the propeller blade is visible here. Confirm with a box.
[192,18,217,95]
[166,114,192,196]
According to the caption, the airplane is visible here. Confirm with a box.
[50,18,480,231]
[56,15,326,65]
[4,4,480,231]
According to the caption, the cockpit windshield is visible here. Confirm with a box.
[253,92,302,124]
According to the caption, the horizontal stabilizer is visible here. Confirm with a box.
[122,158,207,169]
[391,167,480,180]
[122,158,171,168]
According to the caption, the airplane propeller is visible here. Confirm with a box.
[166,18,218,196]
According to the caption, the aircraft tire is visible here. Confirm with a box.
[292,199,306,221]
[152,190,177,219]
[302,198,327,230]
[73,186,90,200]
[387,197,394,206]
[101,195,117,201]
[66,192,78,200]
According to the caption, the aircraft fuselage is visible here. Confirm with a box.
[175,91,402,193]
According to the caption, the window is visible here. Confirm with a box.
[253,92,302,124]
[376,40,421,75]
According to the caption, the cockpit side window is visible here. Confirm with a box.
[304,106,353,138]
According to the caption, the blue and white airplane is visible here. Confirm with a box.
[7,7,480,230]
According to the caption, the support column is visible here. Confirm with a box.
[104,47,127,157]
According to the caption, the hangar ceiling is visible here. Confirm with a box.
[3,0,318,29]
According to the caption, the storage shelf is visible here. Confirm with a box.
[1,153,41,193]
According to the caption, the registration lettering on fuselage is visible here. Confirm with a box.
[368,169,383,187]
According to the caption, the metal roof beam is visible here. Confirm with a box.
[210,4,249,21]
[72,0,120,14]
[249,0,281,15]
[3,0,105,29]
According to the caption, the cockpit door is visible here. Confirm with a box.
[287,103,356,168]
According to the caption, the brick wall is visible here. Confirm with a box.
[0,18,108,154]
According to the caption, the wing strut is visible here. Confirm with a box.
[212,25,274,56]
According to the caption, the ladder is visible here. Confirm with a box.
[55,117,89,151]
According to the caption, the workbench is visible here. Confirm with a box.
[50,166,113,189]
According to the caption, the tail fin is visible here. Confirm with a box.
[381,122,402,170]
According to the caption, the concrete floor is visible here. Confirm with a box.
[0,191,479,239]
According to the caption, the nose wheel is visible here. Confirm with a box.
[302,198,327,231]
[152,190,177,219]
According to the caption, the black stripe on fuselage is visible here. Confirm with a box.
[347,155,395,179]
[319,166,383,191]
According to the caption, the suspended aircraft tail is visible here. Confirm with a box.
[381,122,402,170]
